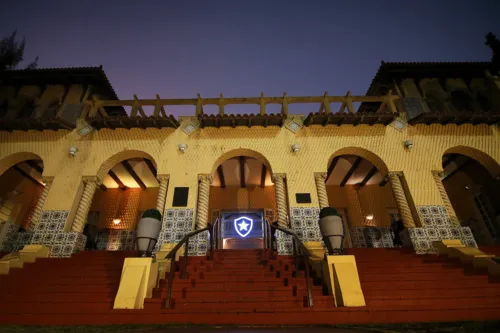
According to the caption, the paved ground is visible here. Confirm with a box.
[2,322,500,333]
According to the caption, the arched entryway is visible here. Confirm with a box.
[0,153,45,232]
[71,150,161,251]
[209,149,277,250]
[322,147,416,248]
[440,146,500,245]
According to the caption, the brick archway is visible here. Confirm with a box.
[95,150,157,180]
[0,152,44,178]
[327,146,389,177]
[443,146,500,178]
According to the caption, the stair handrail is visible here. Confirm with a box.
[163,224,213,308]
[265,220,315,307]
[212,217,221,249]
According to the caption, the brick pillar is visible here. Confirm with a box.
[389,172,416,228]
[272,173,288,228]
[27,176,53,232]
[432,171,460,226]
[195,174,212,230]
[156,174,169,215]
[314,172,329,209]
[71,176,100,233]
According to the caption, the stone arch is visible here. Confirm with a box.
[443,146,500,178]
[328,147,389,176]
[95,150,157,180]
[0,152,44,178]
[211,148,274,177]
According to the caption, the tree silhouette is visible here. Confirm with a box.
[485,32,500,72]
[0,31,38,72]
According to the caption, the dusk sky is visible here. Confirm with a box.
[1,0,499,115]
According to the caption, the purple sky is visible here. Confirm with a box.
[1,0,499,116]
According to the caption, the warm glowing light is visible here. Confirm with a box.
[113,219,121,225]
[234,216,253,238]
[366,214,374,221]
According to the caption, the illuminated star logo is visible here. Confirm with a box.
[234,216,253,238]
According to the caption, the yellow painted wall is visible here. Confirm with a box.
[0,82,499,231]
[209,185,277,213]
[327,185,397,227]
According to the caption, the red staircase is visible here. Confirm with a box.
[0,248,500,325]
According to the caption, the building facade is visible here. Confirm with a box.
[0,62,499,258]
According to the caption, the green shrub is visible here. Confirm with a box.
[142,209,162,221]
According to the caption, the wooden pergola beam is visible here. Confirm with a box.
[108,170,127,190]
[100,184,107,191]
[13,165,44,187]
[326,156,340,181]
[260,164,267,188]
[240,156,246,188]
[340,157,362,187]
[217,165,226,189]
[121,160,146,189]
[94,94,396,108]
[144,158,157,177]
[360,166,378,187]
[26,160,43,174]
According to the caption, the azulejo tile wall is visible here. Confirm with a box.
[153,208,207,256]
[96,229,136,251]
[404,205,477,254]
[0,211,87,258]
[276,207,323,255]
[350,227,394,248]
[0,221,19,252]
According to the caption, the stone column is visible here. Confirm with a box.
[156,174,170,215]
[27,176,54,232]
[71,176,100,233]
[272,173,288,228]
[388,172,416,228]
[195,174,212,230]
[432,171,460,226]
[314,172,329,209]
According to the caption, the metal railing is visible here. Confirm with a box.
[263,219,315,307]
[162,224,214,308]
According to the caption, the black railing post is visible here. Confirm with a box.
[164,249,177,309]
[182,238,189,279]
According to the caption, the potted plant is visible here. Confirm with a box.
[135,208,162,257]
[318,207,344,255]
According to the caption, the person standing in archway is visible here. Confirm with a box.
[390,219,405,247]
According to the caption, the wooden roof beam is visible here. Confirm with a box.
[379,175,389,187]
[360,166,378,187]
[144,158,157,177]
[260,164,267,188]
[13,165,44,187]
[443,154,458,169]
[217,165,226,189]
[122,160,146,189]
[240,156,246,188]
[326,156,340,181]
[340,157,362,187]
[108,170,127,190]
[26,160,43,174]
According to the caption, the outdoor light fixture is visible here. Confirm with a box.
[68,147,78,156]
[178,143,187,153]
[113,219,121,225]
[465,185,470,190]
[366,214,374,221]
[291,144,300,153]
[404,140,414,149]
